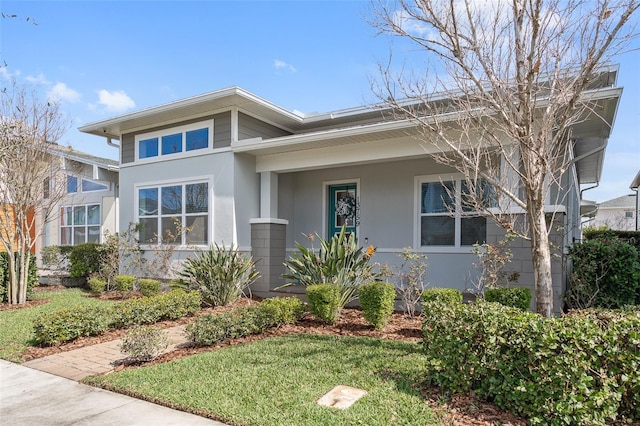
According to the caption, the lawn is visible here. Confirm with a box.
[0,288,115,362]
[84,333,442,426]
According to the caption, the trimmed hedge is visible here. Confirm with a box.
[114,275,136,296]
[306,284,341,324]
[484,287,532,311]
[422,300,640,425]
[69,243,101,278]
[33,305,113,345]
[186,296,305,346]
[567,237,640,308]
[87,277,106,295]
[138,278,162,297]
[33,290,202,345]
[359,281,396,329]
[421,287,462,306]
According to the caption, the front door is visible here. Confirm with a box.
[328,183,358,237]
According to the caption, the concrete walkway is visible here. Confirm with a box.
[1,325,230,425]
[0,359,226,425]
[23,325,189,380]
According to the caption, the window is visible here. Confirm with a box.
[67,175,78,193]
[81,179,109,192]
[625,211,634,219]
[60,204,101,245]
[418,176,495,247]
[66,175,109,193]
[138,181,209,245]
[135,120,213,161]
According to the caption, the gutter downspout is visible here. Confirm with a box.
[106,137,120,148]
[575,139,608,199]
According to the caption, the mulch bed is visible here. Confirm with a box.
[13,293,527,425]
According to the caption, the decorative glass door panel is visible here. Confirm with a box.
[328,183,358,237]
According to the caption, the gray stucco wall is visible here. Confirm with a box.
[276,157,568,312]
[119,151,238,247]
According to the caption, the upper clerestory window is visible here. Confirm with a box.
[135,120,213,161]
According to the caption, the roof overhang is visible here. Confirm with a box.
[630,170,640,190]
[78,87,307,139]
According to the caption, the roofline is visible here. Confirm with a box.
[630,170,640,189]
[78,87,305,136]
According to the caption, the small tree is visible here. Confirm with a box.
[0,83,68,304]
[372,0,639,316]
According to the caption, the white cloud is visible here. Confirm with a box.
[48,82,81,103]
[25,72,51,85]
[393,10,431,37]
[274,59,297,73]
[96,89,135,112]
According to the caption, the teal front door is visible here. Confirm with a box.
[328,183,358,237]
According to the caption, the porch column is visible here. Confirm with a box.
[260,171,278,218]
[250,218,288,299]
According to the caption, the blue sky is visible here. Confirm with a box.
[1,0,638,203]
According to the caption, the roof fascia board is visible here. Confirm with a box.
[79,87,304,136]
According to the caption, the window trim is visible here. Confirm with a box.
[134,176,213,249]
[59,203,102,245]
[134,120,214,163]
[414,174,490,250]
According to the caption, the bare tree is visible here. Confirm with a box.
[0,83,68,304]
[371,0,638,317]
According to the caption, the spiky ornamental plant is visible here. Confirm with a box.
[282,225,376,307]
[177,243,259,307]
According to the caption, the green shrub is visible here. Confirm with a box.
[186,307,266,346]
[282,226,376,308]
[0,252,38,302]
[87,277,106,295]
[33,305,112,345]
[120,325,169,362]
[154,289,202,320]
[421,301,640,425]
[114,275,136,297]
[484,287,531,311]
[111,289,201,328]
[177,243,259,307]
[306,284,341,324]
[138,278,162,297]
[258,297,305,327]
[359,281,396,329]
[421,287,462,306]
[69,243,102,278]
[566,237,640,308]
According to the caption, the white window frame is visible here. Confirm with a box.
[66,174,110,194]
[135,176,213,249]
[414,174,490,252]
[134,120,214,163]
[60,204,102,245]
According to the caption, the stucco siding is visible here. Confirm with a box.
[119,151,236,249]
[238,112,291,140]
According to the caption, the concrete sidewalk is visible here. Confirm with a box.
[0,359,227,425]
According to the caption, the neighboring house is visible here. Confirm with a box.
[79,68,621,312]
[590,194,637,231]
[38,145,119,264]
[631,170,640,231]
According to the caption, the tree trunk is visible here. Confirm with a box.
[529,207,554,317]
[7,252,18,304]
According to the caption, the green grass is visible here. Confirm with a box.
[0,288,115,362]
[84,334,441,426]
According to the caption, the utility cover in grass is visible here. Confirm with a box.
[317,385,367,409]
